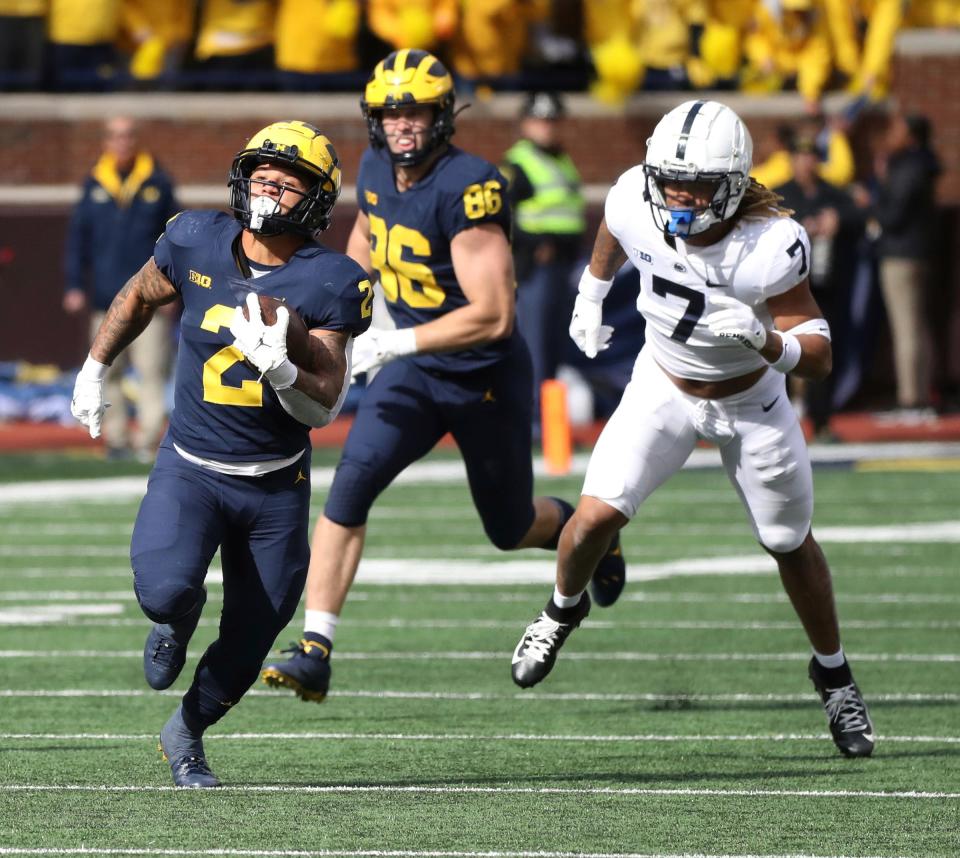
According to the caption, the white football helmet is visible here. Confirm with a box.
[643,100,753,238]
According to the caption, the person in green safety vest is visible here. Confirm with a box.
[501,92,586,435]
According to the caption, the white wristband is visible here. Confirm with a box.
[768,331,802,373]
[81,354,109,380]
[265,358,298,390]
[577,266,615,302]
[392,327,418,356]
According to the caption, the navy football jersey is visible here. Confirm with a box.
[357,145,521,372]
[153,210,372,461]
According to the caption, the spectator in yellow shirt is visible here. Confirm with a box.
[275,0,362,88]
[367,0,458,54]
[120,0,194,84]
[584,0,709,103]
[448,0,549,93]
[47,0,121,90]
[742,0,833,113]
[822,0,902,100]
[0,0,46,89]
[192,0,276,89]
[697,0,757,86]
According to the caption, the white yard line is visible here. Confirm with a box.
[1,731,957,745]
[0,784,956,800]
[0,849,931,858]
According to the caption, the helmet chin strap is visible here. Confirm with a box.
[248,194,281,232]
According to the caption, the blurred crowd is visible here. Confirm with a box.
[1,0,958,102]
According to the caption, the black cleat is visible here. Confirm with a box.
[143,587,206,691]
[261,635,332,703]
[589,532,626,607]
[512,593,590,688]
[808,657,876,758]
[159,708,220,788]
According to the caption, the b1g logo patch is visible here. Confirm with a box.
[189,270,212,288]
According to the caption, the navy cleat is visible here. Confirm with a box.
[261,634,332,702]
[143,587,206,691]
[808,657,876,758]
[512,593,590,688]
[159,706,220,788]
[589,531,626,607]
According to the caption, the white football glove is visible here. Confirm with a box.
[230,292,293,378]
[70,355,110,439]
[708,294,768,351]
[569,293,614,359]
[351,327,417,377]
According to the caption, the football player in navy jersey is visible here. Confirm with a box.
[70,121,372,787]
[261,49,626,702]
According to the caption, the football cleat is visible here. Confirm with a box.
[512,593,590,688]
[143,587,207,691]
[808,657,876,758]
[589,532,627,608]
[159,708,220,788]
[261,635,332,702]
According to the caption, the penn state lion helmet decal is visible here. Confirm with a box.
[228,120,342,237]
[643,100,753,238]
[361,49,456,166]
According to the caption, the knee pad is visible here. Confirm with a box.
[758,525,806,555]
[134,578,205,625]
[484,517,532,551]
[480,499,535,551]
[323,459,382,527]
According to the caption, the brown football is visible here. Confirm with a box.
[242,294,314,369]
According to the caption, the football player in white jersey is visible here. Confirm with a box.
[511,100,875,758]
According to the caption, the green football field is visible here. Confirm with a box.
[0,446,958,858]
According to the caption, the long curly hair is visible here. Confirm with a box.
[736,178,794,221]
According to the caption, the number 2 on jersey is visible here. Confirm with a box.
[199,305,262,407]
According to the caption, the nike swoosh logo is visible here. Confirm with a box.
[862,732,876,743]
[761,396,780,412]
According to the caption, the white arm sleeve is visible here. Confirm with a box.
[274,337,353,428]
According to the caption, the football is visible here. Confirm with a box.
[242,294,314,369]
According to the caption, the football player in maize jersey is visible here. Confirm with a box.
[511,101,875,759]
[261,49,625,701]
[70,121,372,787]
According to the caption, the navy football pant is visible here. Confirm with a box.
[325,354,536,549]
[131,443,311,729]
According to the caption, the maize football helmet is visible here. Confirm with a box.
[643,100,753,238]
[361,49,455,166]
[228,120,342,237]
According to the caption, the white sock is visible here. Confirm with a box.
[304,610,339,643]
[813,647,845,669]
[552,586,584,610]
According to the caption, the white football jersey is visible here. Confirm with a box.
[605,166,812,381]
